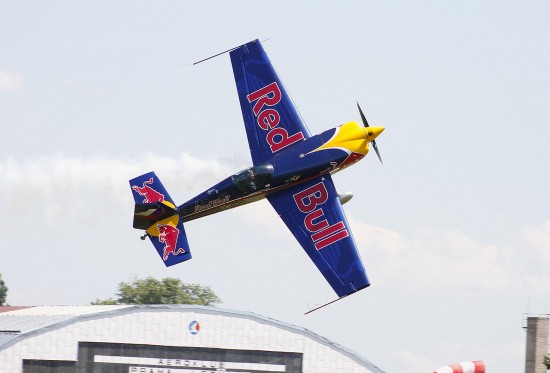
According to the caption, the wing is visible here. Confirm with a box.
[267,175,370,297]
[230,40,311,165]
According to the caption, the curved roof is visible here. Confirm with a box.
[0,305,132,347]
[0,305,384,372]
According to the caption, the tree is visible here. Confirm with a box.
[91,277,221,306]
[544,355,550,370]
[0,274,7,306]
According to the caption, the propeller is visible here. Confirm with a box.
[357,102,383,165]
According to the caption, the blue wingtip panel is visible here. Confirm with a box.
[267,175,370,297]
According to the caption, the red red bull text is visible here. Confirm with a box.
[247,82,304,153]
[293,182,349,250]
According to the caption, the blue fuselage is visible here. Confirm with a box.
[178,127,363,222]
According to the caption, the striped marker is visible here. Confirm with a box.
[433,360,485,373]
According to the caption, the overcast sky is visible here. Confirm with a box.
[1,1,550,372]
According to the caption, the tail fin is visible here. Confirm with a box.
[129,172,192,267]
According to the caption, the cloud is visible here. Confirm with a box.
[2,152,549,298]
[0,69,24,91]
[348,214,550,296]
[0,153,243,225]
[520,220,550,269]
[391,350,439,373]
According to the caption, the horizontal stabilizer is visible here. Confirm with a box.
[129,171,192,267]
[130,171,176,207]
[146,217,192,267]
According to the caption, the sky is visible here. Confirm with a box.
[1,1,550,372]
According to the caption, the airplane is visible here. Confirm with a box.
[129,39,385,309]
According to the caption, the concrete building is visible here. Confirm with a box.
[524,316,549,373]
[0,305,385,373]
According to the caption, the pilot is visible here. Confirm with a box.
[247,169,257,191]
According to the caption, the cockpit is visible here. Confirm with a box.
[231,164,274,193]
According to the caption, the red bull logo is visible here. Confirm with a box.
[132,178,165,203]
[157,224,185,261]
[247,82,304,153]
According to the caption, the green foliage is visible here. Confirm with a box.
[544,355,550,370]
[90,298,118,305]
[0,274,7,306]
[91,277,221,306]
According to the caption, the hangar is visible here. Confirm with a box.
[0,305,384,373]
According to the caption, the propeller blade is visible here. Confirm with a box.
[357,101,383,165]
[372,140,383,165]
[356,102,370,127]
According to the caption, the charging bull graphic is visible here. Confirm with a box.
[132,178,165,203]
[157,224,186,261]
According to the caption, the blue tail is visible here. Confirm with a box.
[129,172,192,267]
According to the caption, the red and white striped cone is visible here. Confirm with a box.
[433,360,485,373]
